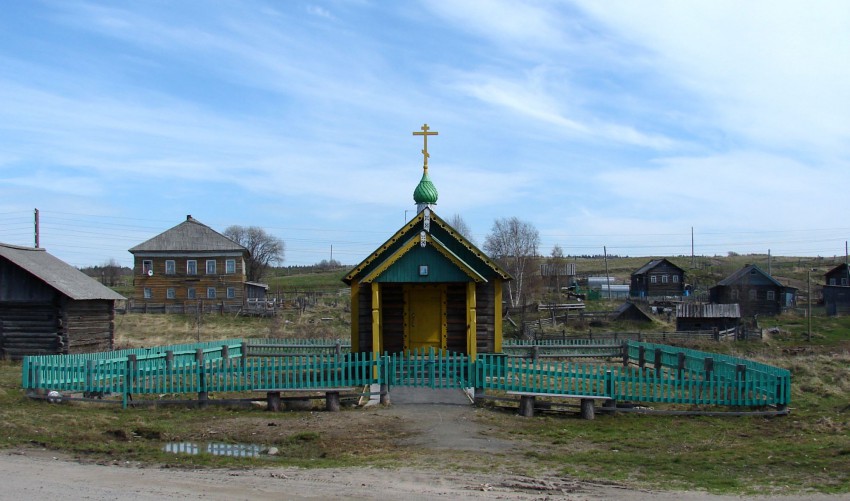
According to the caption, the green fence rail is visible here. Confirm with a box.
[22,340,791,410]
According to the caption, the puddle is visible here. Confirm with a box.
[163,442,264,457]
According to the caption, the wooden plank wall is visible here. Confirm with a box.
[475,282,496,353]
[0,303,61,359]
[64,299,115,353]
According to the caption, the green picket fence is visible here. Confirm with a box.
[22,340,791,410]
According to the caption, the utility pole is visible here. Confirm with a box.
[604,246,611,301]
[807,270,812,342]
[34,208,40,248]
[691,226,695,269]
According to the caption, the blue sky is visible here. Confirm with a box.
[2,1,849,268]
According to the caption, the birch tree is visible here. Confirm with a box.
[483,217,540,307]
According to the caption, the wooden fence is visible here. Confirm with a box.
[22,340,790,411]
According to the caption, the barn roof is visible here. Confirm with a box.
[632,258,684,276]
[0,243,125,300]
[676,303,741,319]
[129,215,247,254]
[715,264,783,287]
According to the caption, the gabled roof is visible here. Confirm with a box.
[0,243,125,300]
[825,263,850,278]
[714,264,785,288]
[129,215,247,254]
[632,258,684,276]
[343,208,511,285]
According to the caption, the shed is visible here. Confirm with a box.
[676,303,741,332]
[0,243,125,359]
[343,124,512,358]
[610,301,653,323]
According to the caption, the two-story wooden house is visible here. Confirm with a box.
[630,258,685,299]
[128,216,249,313]
[823,263,850,316]
[709,264,796,317]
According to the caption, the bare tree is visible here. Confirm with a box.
[447,214,476,245]
[223,225,285,282]
[550,244,564,295]
[483,217,540,307]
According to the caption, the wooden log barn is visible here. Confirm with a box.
[343,124,512,358]
[0,243,125,359]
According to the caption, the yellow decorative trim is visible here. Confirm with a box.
[467,282,477,359]
[441,286,448,353]
[371,282,381,357]
[429,211,512,280]
[428,234,488,282]
[343,212,424,283]
[350,281,360,352]
[360,235,420,283]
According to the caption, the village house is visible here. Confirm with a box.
[343,124,512,357]
[709,264,797,318]
[822,263,850,316]
[629,258,685,299]
[0,243,125,358]
[128,216,250,313]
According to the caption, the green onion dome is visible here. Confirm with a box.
[413,170,438,205]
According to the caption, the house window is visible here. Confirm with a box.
[165,260,176,275]
[226,259,236,274]
[843,278,849,286]
[830,278,837,285]
[207,287,216,299]
[672,275,679,283]
[187,260,197,275]
[142,260,153,275]
[650,275,657,284]
[143,287,152,299]
[227,287,236,299]
[187,287,196,299]
[166,287,176,299]
[206,260,216,274]
[731,289,739,300]
[766,290,775,301]
[749,289,757,301]
[661,275,669,284]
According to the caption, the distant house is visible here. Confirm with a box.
[676,303,741,333]
[610,301,653,323]
[128,215,251,313]
[630,258,685,298]
[0,243,125,358]
[823,263,850,316]
[709,264,797,317]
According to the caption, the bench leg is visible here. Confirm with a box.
[519,395,535,417]
[267,391,281,412]
[580,398,595,420]
[380,383,390,405]
[325,391,341,412]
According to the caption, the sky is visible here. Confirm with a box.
[1,0,849,268]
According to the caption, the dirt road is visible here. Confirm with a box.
[2,388,847,500]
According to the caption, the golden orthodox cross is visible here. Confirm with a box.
[412,123,438,171]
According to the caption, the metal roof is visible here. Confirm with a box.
[0,243,125,301]
[129,215,247,253]
[715,264,783,287]
[677,303,741,319]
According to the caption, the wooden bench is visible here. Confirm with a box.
[255,388,351,412]
[506,391,613,419]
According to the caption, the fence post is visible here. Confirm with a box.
[638,346,646,369]
[380,353,390,405]
[713,327,720,341]
[531,345,539,362]
[124,354,137,409]
[241,341,248,367]
[736,364,746,405]
[677,352,685,379]
[654,349,663,377]
[621,342,629,367]
[196,349,208,408]
[85,360,94,395]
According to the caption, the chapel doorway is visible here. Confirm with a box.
[405,284,446,351]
